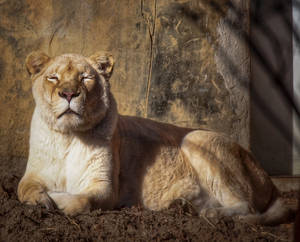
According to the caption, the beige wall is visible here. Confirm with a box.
[0,0,250,166]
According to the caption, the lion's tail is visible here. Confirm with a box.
[242,197,295,226]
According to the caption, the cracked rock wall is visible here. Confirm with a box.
[0,0,250,164]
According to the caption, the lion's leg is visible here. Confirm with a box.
[190,185,250,218]
[18,173,55,209]
[48,181,117,216]
[199,202,250,218]
[158,177,201,209]
[181,131,253,218]
[47,192,90,215]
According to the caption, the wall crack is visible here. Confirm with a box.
[141,0,157,118]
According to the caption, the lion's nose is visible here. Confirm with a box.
[58,91,80,102]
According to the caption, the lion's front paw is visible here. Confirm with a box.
[20,190,56,210]
[48,192,90,216]
[200,208,221,218]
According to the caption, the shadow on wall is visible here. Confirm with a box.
[179,0,299,176]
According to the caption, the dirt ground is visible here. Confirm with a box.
[0,158,298,242]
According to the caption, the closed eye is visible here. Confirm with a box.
[83,77,95,86]
[82,76,95,90]
[47,76,58,83]
[83,77,93,81]
[82,75,95,84]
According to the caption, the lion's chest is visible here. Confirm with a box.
[64,143,92,192]
[40,136,108,194]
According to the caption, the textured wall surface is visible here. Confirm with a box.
[0,0,250,165]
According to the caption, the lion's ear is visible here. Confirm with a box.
[25,51,50,76]
[89,51,114,80]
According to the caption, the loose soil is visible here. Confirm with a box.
[0,159,298,241]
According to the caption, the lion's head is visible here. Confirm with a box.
[26,51,115,133]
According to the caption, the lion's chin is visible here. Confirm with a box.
[57,108,81,119]
[54,113,85,133]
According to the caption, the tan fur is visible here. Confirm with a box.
[18,51,289,224]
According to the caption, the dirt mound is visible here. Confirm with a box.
[0,164,296,241]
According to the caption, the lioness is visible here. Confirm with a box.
[18,51,289,225]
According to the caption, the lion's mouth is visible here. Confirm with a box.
[57,108,80,119]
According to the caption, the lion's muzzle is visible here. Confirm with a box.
[58,90,81,103]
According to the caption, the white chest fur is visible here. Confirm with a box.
[26,109,112,194]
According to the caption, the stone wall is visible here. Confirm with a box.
[0,0,250,165]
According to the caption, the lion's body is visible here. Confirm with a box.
[18,52,290,225]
